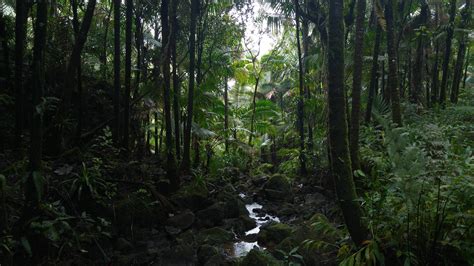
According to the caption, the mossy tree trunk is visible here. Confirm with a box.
[327,0,369,246]
[439,0,456,108]
[450,0,470,103]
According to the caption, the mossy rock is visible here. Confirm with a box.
[257,222,292,247]
[114,194,165,228]
[198,227,234,245]
[240,249,282,266]
[264,174,291,200]
[171,181,212,211]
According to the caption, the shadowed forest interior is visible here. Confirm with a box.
[0,0,473,265]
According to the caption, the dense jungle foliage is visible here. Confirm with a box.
[0,0,472,265]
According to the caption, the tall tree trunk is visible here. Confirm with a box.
[462,47,469,90]
[450,0,470,103]
[182,0,199,173]
[0,11,10,94]
[431,42,440,104]
[113,0,121,144]
[385,0,402,126]
[439,0,456,108]
[71,0,84,141]
[123,0,132,155]
[327,0,368,246]
[248,77,260,146]
[365,23,382,123]
[171,0,181,161]
[411,1,429,104]
[28,0,48,208]
[302,16,314,155]
[295,0,307,175]
[224,76,229,152]
[15,0,27,152]
[101,3,113,80]
[350,0,366,171]
[161,0,178,189]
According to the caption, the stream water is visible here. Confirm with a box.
[227,194,280,257]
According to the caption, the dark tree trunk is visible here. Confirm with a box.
[161,0,178,189]
[365,24,382,123]
[450,0,470,103]
[385,0,402,126]
[302,16,314,155]
[431,42,440,104]
[101,4,113,80]
[71,0,84,141]
[0,11,10,93]
[462,47,469,90]
[224,76,229,152]
[182,0,199,173]
[382,60,388,102]
[411,2,429,104]
[350,0,366,171]
[28,0,48,208]
[295,0,307,175]
[327,0,368,246]
[248,77,260,146]
[439,0,456,108]
[123,0,133,155]
[15,0,27,152]
[171,0,181,161]
[113,0,121,144]
[154,112,159,156]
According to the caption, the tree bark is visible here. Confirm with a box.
[224,76,229,152]
[350,0,366,171]
[122,0,133,155]
[113,0,121,144]
[385,0,402,126]
[14,0,27,152]
[295,0,307,175]
[327,0,368,246]
[161,0,178,189]
[171,0,181,160]
[450,0,470,103]
[28,0,48,207]
[182,0,199,173]
[365,23,382,123]
[411,1,429,104]
[439,0,456,108]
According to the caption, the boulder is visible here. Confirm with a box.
[257,222,292,247]
[171,182,212,211]
[263,174,291,200]
[240,249,282,266]
[198,227,234,245]
[197,244,220,264]
[166,210,195,230]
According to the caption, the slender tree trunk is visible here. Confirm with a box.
[113,0,121,144]
[450,0,470,103]
[350,0,366,171]
[295,0,307,175]
[161,0,177,189]
[385,0,402,126]
[366,24,382,123]
[171,0,181,161]
[15,0,27,152]
[431,42,440,104]
[462,47,469,90]
[224,76,229,152]
[28,0,48,208]
[302,16,314,155]
[411,2,429,104]
[182,0,199,173]
[101,3,113,80]
[327,0,368,246]
[439,0,456,108]
[154,112,159,156]
[248,77,260,146]
[382,60,388,102]
[0,11,10,94]
[122,0,132,155]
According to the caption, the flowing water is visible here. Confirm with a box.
[226,194,280,257]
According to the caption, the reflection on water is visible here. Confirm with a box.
[230,200,280,257]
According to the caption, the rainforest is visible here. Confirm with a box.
[0,0,473,265]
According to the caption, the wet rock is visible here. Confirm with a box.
[257,222,292,247]
[196,202,227,227]
[171,182,212,211]
[198,244,220,264]
[304,193,326,205]
[198,227,234,245]
[159,244,196,265]
[166,210,195,230]
[263,174,291,200]
[240,249,282,266]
